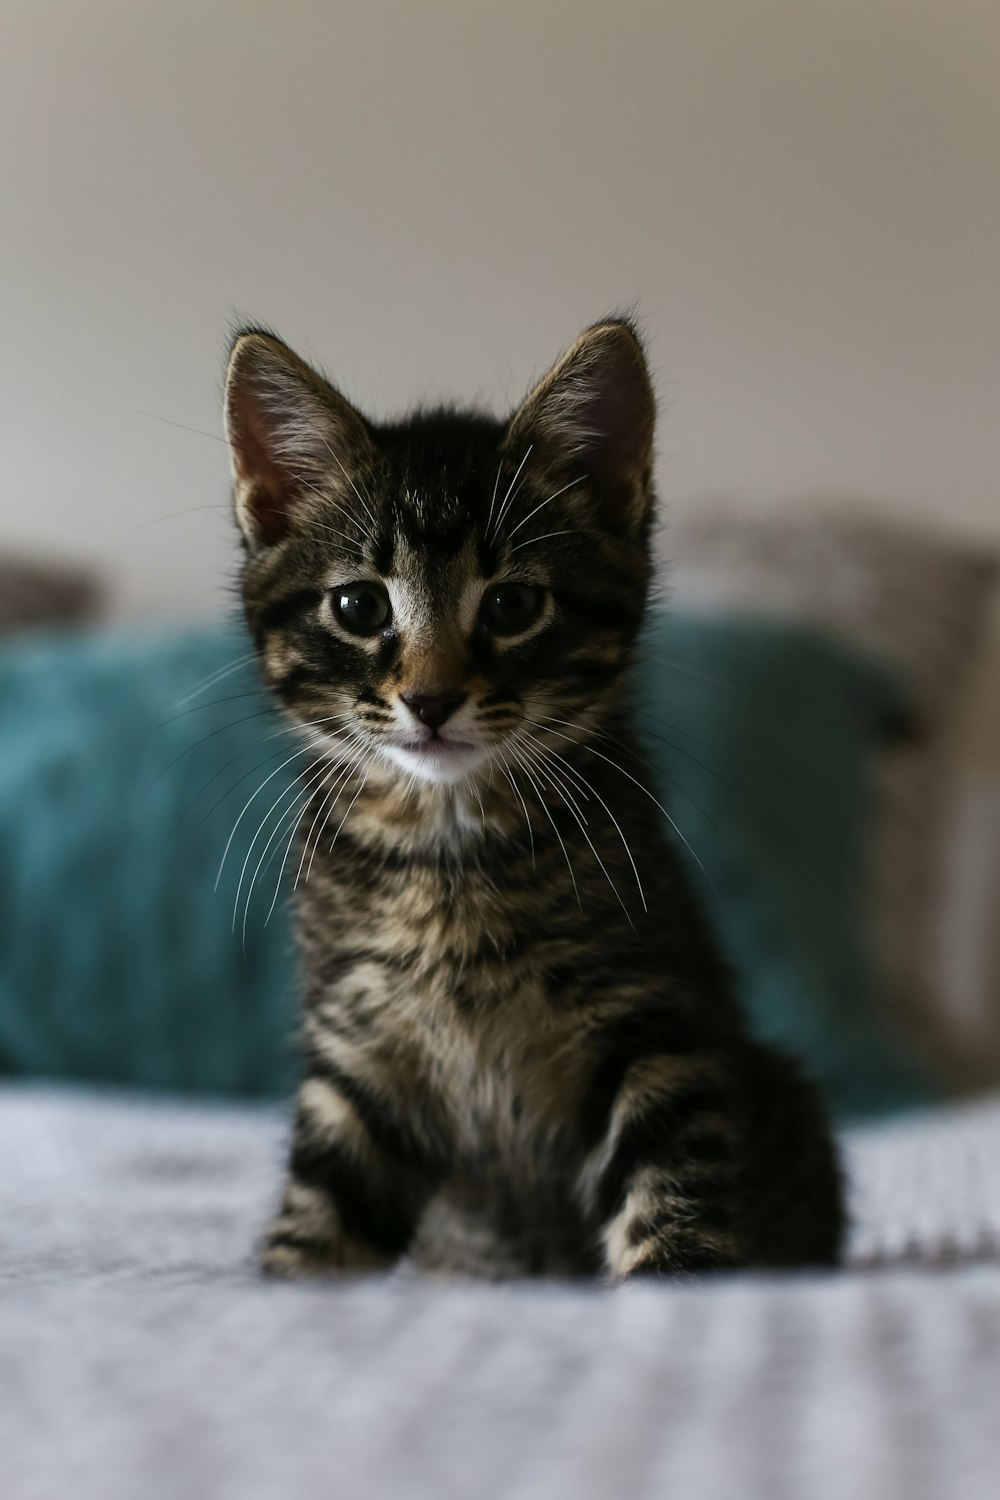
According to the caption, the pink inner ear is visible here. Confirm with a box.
[226,359,315,545]
[226,333,375,548]
[581,380,646,477]
[506,324,655,538]
[528,333,655,536]
[231,416,296,544]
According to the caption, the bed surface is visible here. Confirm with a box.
[4,1085,1000,1499]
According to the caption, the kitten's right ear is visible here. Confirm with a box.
[224,331,372,547]
[504,319,656,542]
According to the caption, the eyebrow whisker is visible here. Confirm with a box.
[489,445,533,540]
[506,529,575,555]
[504,477,584,541]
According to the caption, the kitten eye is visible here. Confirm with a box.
[334,582,391,636]
[480,583,545,636]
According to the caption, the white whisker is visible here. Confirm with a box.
[326,759,374,856]
[241,784,313,948]
[214,739,330,890]
[262,711,356,743]
[506,529,575,555]
[504,477,583,541]
[264,760,343,928]
[555,713,725,829]
[236,756,332,942]
[174,652,257,708]
[307,739,374,882]
[496,760,535,871]
[489,445,533,540]
[507,743,582,912]
[319,438,379,530]
[466,775,487,831]
[484,457,504,539]
[299,736,370,886]
[289,470,368,548]
[400,771,418,812]
[520,736,635,927]
[524,718,715,893]
[308,518,366,551]
[518,737,589,826]
[524,730,646,914]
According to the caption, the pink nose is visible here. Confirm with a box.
[400,691,466,731]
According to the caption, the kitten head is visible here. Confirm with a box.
[224,320,656,788]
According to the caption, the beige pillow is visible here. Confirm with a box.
[668,505,999,1093]
[0,556,103,634]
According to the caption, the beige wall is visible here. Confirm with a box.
[3,0,998,633]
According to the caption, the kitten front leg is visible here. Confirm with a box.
[262,1061,440,1279]
[583,1052,745,1281]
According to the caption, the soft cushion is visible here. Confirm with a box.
[671,508,999,1094]
[0,554,103,633]
[0,614,935,1116]
[0,628,297,1099]
[639,612,932,1117]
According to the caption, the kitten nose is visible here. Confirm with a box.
[400,690,466,731]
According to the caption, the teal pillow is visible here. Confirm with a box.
[638,614,933,1119]
[0,614,935,1116]
[0,628,297,1099]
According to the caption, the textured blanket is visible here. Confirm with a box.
[3,1086,1000,1499]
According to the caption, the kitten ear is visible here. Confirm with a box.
[505,320,656,539]
[224,331,373,547]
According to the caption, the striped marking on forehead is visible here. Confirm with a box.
[387,539,483,641]
[371,488,476,576]
[398,485,476,544]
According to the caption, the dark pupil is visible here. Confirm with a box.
[338,587,387,633]
[488,585,538,630]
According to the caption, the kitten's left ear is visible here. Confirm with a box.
[224,330,374,548]
[505,319,656,540]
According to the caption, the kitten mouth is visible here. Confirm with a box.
[383,733,488,784]
[396,738,478,756]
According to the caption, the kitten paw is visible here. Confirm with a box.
[259,1235,342,1280]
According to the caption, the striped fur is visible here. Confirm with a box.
[224,319,845,1281]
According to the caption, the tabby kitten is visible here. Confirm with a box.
[224,319,845,1280]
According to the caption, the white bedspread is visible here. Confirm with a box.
[2,1086,999,1500]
